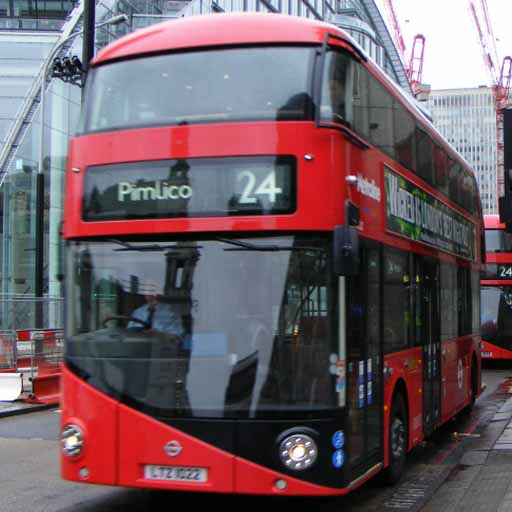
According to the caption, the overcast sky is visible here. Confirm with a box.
[374,0,511,90]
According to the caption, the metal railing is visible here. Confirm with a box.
[9,327,64,399]
[0,327,63,371]
[0,330,16,370]
[0,295,63,331]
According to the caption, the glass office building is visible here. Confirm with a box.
[427,87,498,215]
[0,0,408,330]
[0,1,124,328]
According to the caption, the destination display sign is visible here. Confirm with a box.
[83,156,296,221]
[385,167,476,260]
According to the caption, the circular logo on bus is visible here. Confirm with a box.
[164,440,182,457]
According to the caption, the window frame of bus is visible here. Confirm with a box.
[313,33,480,219]
[77,45,317,134]
[314,32,370,149]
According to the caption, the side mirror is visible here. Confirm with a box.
[333,226,359,276]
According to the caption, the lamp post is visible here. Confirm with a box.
[35,13,128,327]
[83,0,96,76]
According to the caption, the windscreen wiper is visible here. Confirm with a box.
[215,237,321,252]
[106,239,202,251]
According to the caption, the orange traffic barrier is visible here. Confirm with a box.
[24,372,61,405]
[15,329,63,405]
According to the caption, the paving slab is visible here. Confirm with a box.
[453,464,512,512]
[459,450,489,466]
[465,420,508,450]
[487,450,512,464]
[492,443,512,451]
[491,412,512,422]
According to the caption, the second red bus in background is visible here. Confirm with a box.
[481,214,512,359]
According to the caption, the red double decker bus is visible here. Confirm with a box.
[481,214,512,359]
[60,13,484,496]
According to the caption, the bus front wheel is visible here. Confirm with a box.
[383,392,408,485]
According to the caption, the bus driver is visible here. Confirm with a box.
[128,281,183,337]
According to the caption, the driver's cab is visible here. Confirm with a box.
[100,246,197,342]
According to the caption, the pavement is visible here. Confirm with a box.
[421,392,512,512]
[0,398,57,418]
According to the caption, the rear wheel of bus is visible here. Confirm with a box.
[382,392,408,485]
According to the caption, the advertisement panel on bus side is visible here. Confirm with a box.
[384,167,476,260]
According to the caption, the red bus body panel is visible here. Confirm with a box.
[117,405,234,493]
[60,366,117,484]
[382,337,479,461]
[440,336,477,422]
[61,367,345,496]
[232,458,343,496]
[64,123,353,238]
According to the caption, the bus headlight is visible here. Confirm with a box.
[278,433,318,471]
[61,424,84,457]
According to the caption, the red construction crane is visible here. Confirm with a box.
[383,0,426,97]
[468,0,512,198]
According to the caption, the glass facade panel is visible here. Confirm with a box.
[0,97,24,117]
[0,40,55,59]
[0,76,33,97]
[1,61,43,75]
[0,118,12,141]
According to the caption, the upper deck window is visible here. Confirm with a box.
[486,229,512,253]
[78,46,315,133]
[319,49,353,125]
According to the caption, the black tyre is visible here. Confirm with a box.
[469,360,478,407]
[462,359,478,415]
[472,361,478,401]
[382,392,408,485]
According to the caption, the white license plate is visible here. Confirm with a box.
[482,351,493,358]
[144,464,208,483]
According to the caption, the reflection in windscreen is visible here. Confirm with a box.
[79,46,314,133]
[66,237,335,418]
[481,285,512,346]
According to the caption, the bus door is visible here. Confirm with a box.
[417,258,441,436]
[345,241,382,478]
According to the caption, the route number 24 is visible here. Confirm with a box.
[237,170,283,204]
[499,265,512,278]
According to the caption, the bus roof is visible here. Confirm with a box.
[90,12,481,219]
[93,12,345,64]
[485,214,504,229]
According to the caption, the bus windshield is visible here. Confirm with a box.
[78,46,316,133]
[481,285,512,345]
[65,236,337,418]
